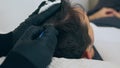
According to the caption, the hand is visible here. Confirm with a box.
[89,7,118,21]
[112,11,120,18]
[12,3,60,44]
[13,25,58,68]
[3,25,58,68]
[25,3,60,26]
[13,25,58,54]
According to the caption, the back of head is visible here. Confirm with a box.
[44,0,91,59]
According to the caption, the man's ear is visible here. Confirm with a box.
[82,47,93,59]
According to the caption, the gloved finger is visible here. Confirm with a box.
[38,25,58,39]
[37,25,58,50]
[31,3,60,26]
[29,1,47,17]
[15,1,60,42]
[24,3,60,26]
[19,26,44,40]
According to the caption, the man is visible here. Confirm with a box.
[0,0,101,68]
[40,0,95,59]
[0,25,58,68]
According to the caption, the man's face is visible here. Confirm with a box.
[73,7,94,59]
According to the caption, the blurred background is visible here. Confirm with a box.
[0,0,98,33]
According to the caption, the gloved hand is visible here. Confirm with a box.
[28,1,47,17]
[0,1,47,56]
[12,2,60,45]
[0,1,60,57]
[2,25,58,68]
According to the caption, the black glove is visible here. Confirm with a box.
[29,1,46,17]
[0,1,46,57]
[0,32,13,57]
[1,25,58,68]
[0,1,60,57]
[12,2,60,45]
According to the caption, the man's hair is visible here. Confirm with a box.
[44,0,91,59]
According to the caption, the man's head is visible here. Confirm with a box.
[44,0,94,59]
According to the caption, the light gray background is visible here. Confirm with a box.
[0,0,90,33]
[0,0,43,33]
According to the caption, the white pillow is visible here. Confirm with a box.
[49,57,120,68]
[91,23,120,65]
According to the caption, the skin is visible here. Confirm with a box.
[73,7,94,59]
[89,7,120,21]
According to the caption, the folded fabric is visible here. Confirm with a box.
[91,23,120,65]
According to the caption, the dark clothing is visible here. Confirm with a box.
[0,2,60,57]
[88,0,120,16]
[1,52,36,68]
[0,32,14,57]
[0,26,58,68]
[0,1,60,68]
[91,17,120,28]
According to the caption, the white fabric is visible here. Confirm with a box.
[91,23,120,65]
[39,0,89,14]
[38,0,61,13]
[49,57,120,68]
[0,57,5,65]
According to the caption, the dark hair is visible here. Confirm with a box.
[44,0,91,59]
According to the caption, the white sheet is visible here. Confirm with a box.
[49,57,120,68]
[91,23,120,65]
